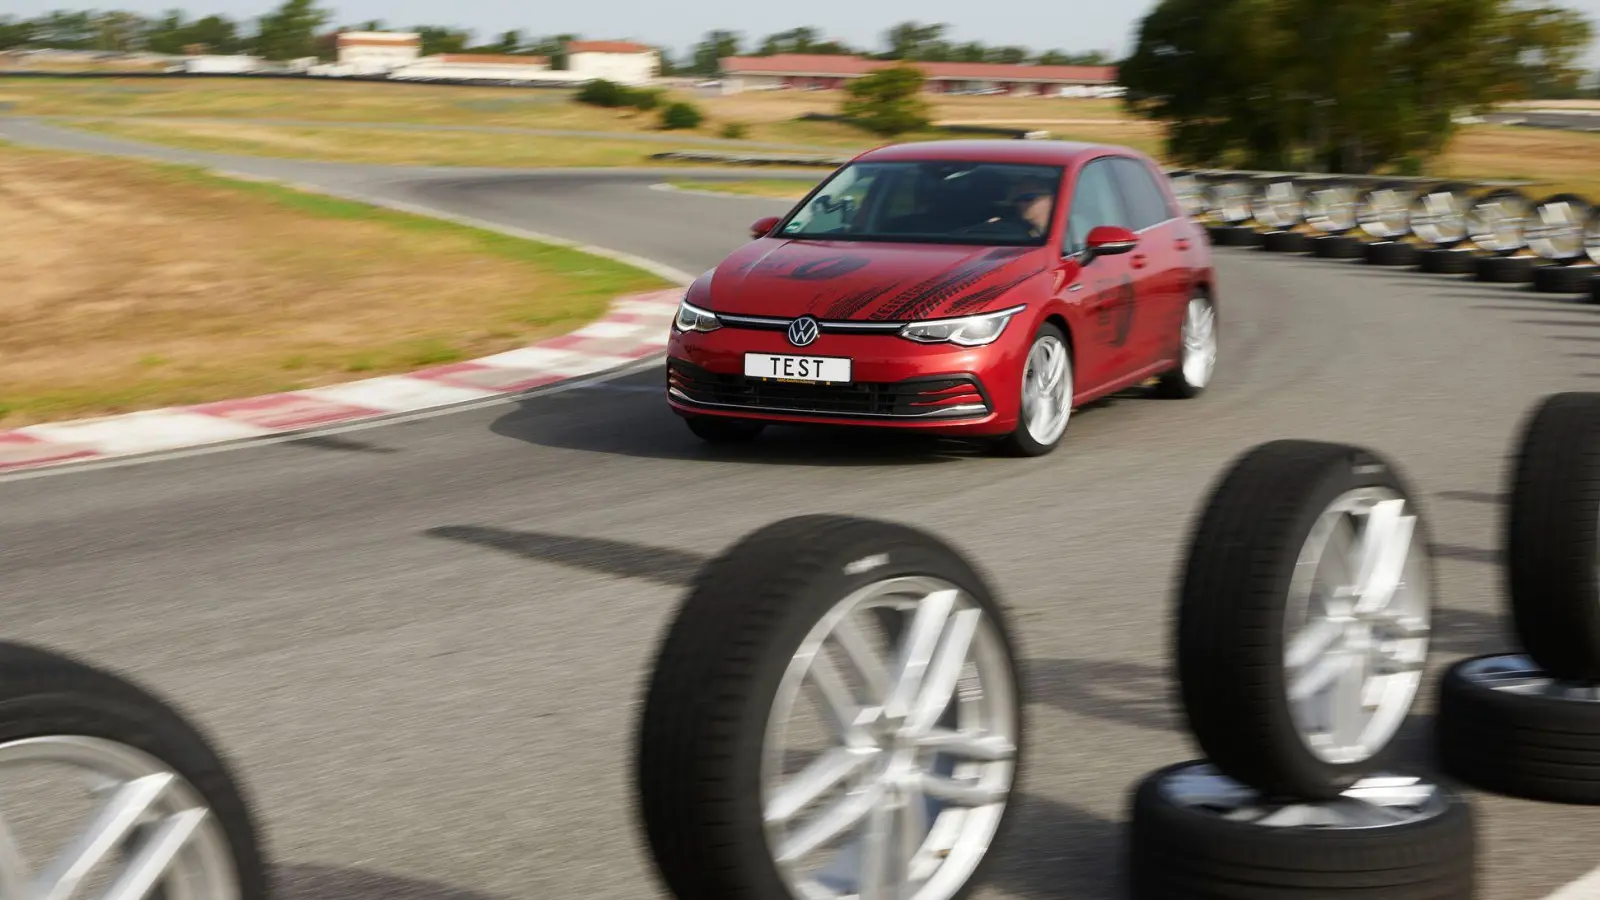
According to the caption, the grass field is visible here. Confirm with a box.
[666,178,815,200]
[6,77,1592,194]
[0,140,667,426]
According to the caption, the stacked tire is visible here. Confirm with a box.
[0,642,268,899]
[635,515,1025,900]
[1437,392,1600,805]
[1129,441,1477,899]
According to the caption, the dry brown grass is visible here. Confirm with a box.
[0,141,666,426]
[65,118,705,166]
[667,178,815,199]
[1437,125,1600,198]
[0,77,1132,143]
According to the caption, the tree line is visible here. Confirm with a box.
[1119,0,1597,174]
[0,5,1113,75]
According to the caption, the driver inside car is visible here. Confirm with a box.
[1005,178,1055,237]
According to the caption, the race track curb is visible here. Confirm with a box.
[0,288,682,475]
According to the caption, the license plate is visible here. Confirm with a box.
[744,353,852,384]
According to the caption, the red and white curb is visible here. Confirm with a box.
[0,289,680,475]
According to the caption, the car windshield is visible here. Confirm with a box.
[776,160,1064,246]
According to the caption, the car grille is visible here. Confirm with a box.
[667,360,990,419]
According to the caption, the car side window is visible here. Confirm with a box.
[1063,159,1132,256]
[1111,158,1175,232]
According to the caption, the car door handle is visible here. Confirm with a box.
[1131,253,1148,269]
[1176,238,1191,251]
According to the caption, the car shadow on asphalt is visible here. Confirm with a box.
[487,368,1151,468]
[279,863,502,900]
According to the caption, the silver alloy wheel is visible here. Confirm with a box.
[1021,335,1071,447]
[1458,654,1600,700]
[761,576,1019,900]
[1159,762,1448,828]
[1283,488,1431,766]
[1180,297,1217,389]
[0,735,240,900]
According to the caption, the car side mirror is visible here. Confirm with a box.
[1083,225,1138,261]
[750,216,781,239]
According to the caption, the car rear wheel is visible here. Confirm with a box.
[1156,293,1218,399]
[996,323,1072,457]
[685,414,766,444]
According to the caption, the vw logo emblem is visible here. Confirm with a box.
[787,316,821,347]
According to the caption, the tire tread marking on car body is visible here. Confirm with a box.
[944,265,1049,316]
[1093,275,1138,348]
[871,248,1036,322]
[782,256,873,281]
[824,283,901,320]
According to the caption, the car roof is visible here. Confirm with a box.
[850,139,1131,167]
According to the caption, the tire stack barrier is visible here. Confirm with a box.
[1128,440,1477,899]
[1436,392,1600,805]
[1173,169,1600,300]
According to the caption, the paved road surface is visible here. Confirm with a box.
[2,118,1598,900]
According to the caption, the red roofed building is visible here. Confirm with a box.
[567,39,661,86]
[719,54,1120,97]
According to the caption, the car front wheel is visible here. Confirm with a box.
[996,322,1073,457]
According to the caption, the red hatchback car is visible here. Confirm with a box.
[665,140,1218,456]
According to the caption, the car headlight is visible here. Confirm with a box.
[899,305,1026,347]
[673,297,721,333]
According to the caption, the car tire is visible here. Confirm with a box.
[996,322,1073,457]
[1590,273,1600,305]
[1207,224,1263,247]
[1534,262,1599,294]
[0,640,270,900]
[1155,292,1218,399]
[1365,241,1422,267]
[1419,247,1477,274]
[1505,392,1600,680]
[1475,254,1539,283]
[634,514,1024,900]
[1260,230,1310,253]
[1126,761,1477,900]
[1436,654,1600,805]
[685,415,766,444]
[1311,234,1365,259]
[1176,440,1435,801]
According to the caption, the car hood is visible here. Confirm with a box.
[706,238,1048,322]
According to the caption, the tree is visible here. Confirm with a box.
[1119,0,1595,173]
[841,63,932,136]
[525,33,576,68]
[690,29,739,76]
[413,25,470,56]
[882,21,949,61]
[252,0,330,59]
[0,16,36,50]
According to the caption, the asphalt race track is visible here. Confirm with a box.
[3,118,1600,899]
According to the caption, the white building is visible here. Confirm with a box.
[565,40,660,86]
[183,54,261,74]
[335,31,420,75]
[389,54,558,82]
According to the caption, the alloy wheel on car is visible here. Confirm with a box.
[1180,298,1218,390]
[1021,334,1071,448]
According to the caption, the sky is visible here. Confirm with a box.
[9,0,1600,66]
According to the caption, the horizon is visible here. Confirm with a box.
[4,0,1598,67]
